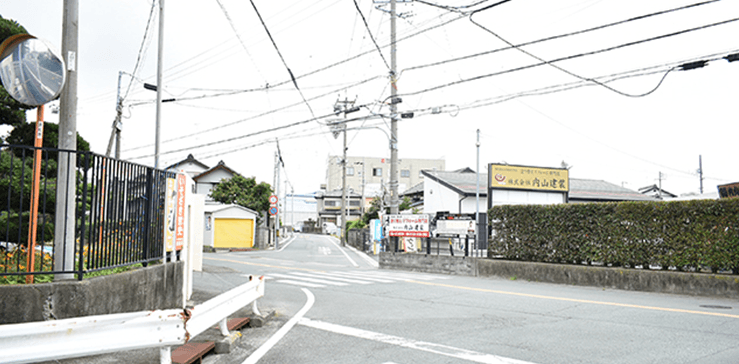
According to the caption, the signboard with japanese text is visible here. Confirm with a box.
[385,214,430,238]
[370,219,383,241]
[174,174,186,251]
[718,182,739,198]
[164,177,176,253]
[489,164,569,192]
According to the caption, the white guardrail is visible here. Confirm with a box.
[0,275,265,364]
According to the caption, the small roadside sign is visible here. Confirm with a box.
[385,214,430,238]
[269,206,278,215]
[269,195,278,205]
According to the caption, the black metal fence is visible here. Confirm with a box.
[0,144,172,281]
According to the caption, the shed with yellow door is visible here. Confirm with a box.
[203,204,257,249]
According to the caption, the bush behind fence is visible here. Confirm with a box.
[489,199,739,274]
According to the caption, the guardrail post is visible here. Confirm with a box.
[218,318,229,336]
[160,347,172,364]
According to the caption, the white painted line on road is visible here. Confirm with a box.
[345,243,379,268]
[324,236,359,267]
[269,273,349,286]
[292,272,373,284]
[242,288,315,364]
[299,318,537,364]
[278,279,325,288]
[276,234,297,252]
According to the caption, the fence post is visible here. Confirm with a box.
[142,168,153,265]
[465,235,469,257]
[76,152,91,280]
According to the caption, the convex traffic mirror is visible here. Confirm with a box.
[0,33,66,106]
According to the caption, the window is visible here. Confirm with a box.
[373,168,382,177]
[349,200,360,206]
[347,167,354,176]
[401,169,410,178]
[324,200,337,207]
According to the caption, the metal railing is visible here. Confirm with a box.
[0,145,173,281]
[0,276,265,364]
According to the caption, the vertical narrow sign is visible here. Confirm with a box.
[175,174,186,251]
[164,177,176,253]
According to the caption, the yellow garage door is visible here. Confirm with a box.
[214,218,254,248]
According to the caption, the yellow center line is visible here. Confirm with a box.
[204,256,326,273]
[408,280,739,319]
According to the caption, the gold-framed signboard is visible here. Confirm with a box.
[489,164,569,192]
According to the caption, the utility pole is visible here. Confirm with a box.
[698,155,704,194]
[55,0,79,280]
[334,98,355,246]
[658,171,664,199]
[106,71,124,159]
[154,0,165,169]
[389,0,399,215]
[475,129,480,251]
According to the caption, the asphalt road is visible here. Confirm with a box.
[46,233,739,363]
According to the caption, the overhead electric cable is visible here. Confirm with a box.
[394,17,739,99]
[403,0,721,76]
[353,0,391,70]
[216,0,267,83]
[122,1,158,101]
[122,75,384,153]
[249,0,317,118]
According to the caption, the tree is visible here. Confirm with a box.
[210,175,273,224]
[0,16,33,128]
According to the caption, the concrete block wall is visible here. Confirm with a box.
[0,261,184,325]
[379,252,739,299]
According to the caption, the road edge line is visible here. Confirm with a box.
[241,288,315,364]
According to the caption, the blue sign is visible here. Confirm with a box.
[370,219,383,241]
[269,207,278,215]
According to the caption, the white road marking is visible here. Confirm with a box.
[324,236,359,267]
[344,243,380,268]
[292,272,373,284]
[299,318,537,364]
[278,279,325,288]
[242,289,315,364]
[269,273,349,286]
[326,272,395,283]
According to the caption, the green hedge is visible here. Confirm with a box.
[488,199,739,274]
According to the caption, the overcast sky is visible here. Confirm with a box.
[3,0,738,197]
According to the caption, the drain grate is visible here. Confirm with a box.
[700,305,732,310]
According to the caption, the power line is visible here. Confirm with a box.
[121,1,158,102]
[249,0,317,119]
[394,16,739,100]
[401,0,721,77]
[216,0,267,83]
[353,0,391,70]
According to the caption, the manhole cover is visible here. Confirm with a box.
[700,305,732,310]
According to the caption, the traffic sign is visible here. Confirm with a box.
[269,195,278,205]
[269,206,278,216]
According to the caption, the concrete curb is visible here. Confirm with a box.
[379,252,739,299]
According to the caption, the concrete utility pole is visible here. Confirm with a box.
[334,98,355,246]
[54,0,79,279]
[475,129,480,249]
[389,0,399,215]
[154,0,165,169]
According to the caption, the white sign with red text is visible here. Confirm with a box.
[386,214,430,238]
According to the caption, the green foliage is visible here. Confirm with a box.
[0,150,58,217]
[489,199,739,274]
[347,219,365,230]
[210,175,272,224]
[7,121,91,154]
[359,196,412,226]
[0,16,33,127]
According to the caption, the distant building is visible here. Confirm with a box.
[165,156,237,202]
[325,155,445,209]
[283,193,319,230]
[314,188,362,229]
[419,168,656,216]
[638,184,678,200]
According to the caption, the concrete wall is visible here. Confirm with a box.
[0,261,184,325]
[379,253,739,299]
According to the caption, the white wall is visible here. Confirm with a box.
[490,189,566,206]
[424,177,464,215]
